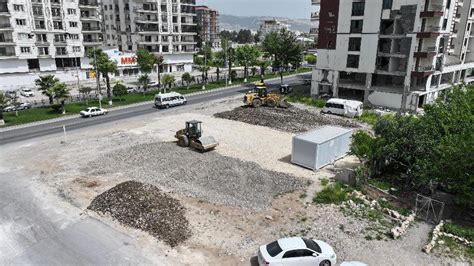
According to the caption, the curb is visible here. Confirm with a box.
[0,72,308,133]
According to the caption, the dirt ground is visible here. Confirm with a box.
[1,95,468,265]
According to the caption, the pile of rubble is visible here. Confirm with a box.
[83,142,305,210]
[88,181,191,247]
[214,106,361,133]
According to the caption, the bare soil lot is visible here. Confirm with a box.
[1,95,467,265]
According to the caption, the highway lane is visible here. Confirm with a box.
[0,74,309,145]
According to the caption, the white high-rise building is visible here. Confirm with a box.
[0,0,197,91]
[312,0,474,111]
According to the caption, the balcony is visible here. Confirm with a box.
[0,3,9,16]
[412,65,435,77]
[0,38,14,44]
[135,17,159,24]
[82,26,101,32]
[309,28,318,36]
[81,14,100,21]
[312,0,320,5]
[79,0,99,8]
[311,12,319,21]
[417,26,441,38]
[133,6,158,13]
[414,46,437,58]
[420,4,444,18]
[0,23,12,30]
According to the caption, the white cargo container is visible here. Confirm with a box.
[291,126,353,170]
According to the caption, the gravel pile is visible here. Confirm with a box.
[83,142,305,210]
[88,181,191,247]
[214,106,361,133]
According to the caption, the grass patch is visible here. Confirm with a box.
[287,95,326,108]
[368,179,391,191]
[320,178,329,187]
[313,182,351,204]
[435,235,474,261]
[443,223,474,242]
[357,111,379,126]
[378,198,411,216]
[1,69,312,128]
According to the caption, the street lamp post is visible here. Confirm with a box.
[93,48,102,109]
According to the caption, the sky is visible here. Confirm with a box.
[196,0,311,19]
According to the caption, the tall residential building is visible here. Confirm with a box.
[312,0,474,111]
[196,5,219,48]
[260,18,290,35]
[309,0,320,52]
[0,0,197,91]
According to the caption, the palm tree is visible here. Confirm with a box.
[181,72,195,89]
[162,74,175,90]
[87,48,117,106]
[35,75,59,105]
[52,82,71,114]
[138,74,150,92]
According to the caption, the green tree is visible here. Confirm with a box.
[236,29,253,44]
[9,92,20,117]
[113,83,128,101]
[257,60,272,77]
[212,50,226,81]
[52,82,71,114]
[79,86,93,105]
[138,74,151,91]
[35,75,59,105]
[162,74,175,89]
[0,91,10,125]
[181,72,195,89]
[87,48,117,106]
[235,45,261,82]
[350,85,474,207]
[262,29,304,84]
[305,54,317,65]
[136,49,164,88]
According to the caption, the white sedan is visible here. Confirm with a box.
[20,89,34,97]
[80,107,108,118]
[258,237,336,266]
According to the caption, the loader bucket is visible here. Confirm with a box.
[191,136,219,152]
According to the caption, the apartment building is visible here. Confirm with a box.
[0,0,197,91]
[260,18,290,35]
[309,0,320,52]
[312,0,474,111]
[195,5,219,49]
[0,0,90,89]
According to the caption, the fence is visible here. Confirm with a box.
[414,194,445,224]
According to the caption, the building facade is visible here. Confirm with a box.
[259,18,290,35]
[196,5,219,48]
[0,0,197,91]
[309,0,320,52]
[312,0,474,111]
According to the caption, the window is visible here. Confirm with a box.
[352,2,365,16]
[73,46,81,53]
[38,47,49,55]
[302,238,322,253]
[53,21,63,30]
[51,8,61,17]
[350,20,363,33]
[69,34,79,40]
[382,0,392,9]
[442,19,448,30]
[327,41,334,49]
[35,20,46,29]
[56,47,67,55]
[347,54,360,68]
[266,241,283,257]
[37,34,47,42]
[18,33,30,40]
[104,5,107,10]
[13,4,24,11]
[33,6,43,16]
[16,19,26,26]
[283,250,313,258]
[20,47,31,53]
[69,21,78,27]
[349,37,361,51]
[67,8,76,15]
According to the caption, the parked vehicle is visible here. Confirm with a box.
[80,107,108,117]
[20,88,34,97]
[321,98,363,118]
[2,106,16,112]
[5,90,17,98]
[279,84,293,95]
[154,92,186,109]
[258,237,337,266]
[149,81,160,88]
[18,102,32,110]
[127,87,139,94]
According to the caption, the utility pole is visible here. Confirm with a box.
[224,40,228,87]
[93,48,102,109]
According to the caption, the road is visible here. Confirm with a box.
[0,75,308,145]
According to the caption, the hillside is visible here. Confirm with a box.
[219,14,312,33]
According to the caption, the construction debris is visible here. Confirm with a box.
[214,106,361,133]
[88,181,191,247]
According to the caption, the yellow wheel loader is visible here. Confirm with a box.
[175,120,219,152]
[243,81,289,108]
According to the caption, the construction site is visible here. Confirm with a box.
[0,86,468,265]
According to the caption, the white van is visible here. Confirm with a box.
[322,98,363,118]
[154,92,187,108]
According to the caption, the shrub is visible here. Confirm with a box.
[50,104,62,112]
[313,182,350,204]
[357,111,379,126]
[443,223,474,241]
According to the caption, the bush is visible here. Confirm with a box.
[287,96,326,108]
[368,179,391,191]
[357,111,379,126]
[313,182,350,204]
[304,54,317,65]
[443,223,474,241]
[50,104,62,112]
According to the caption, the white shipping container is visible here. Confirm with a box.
[291,126,353,170]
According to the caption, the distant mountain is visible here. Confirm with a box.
[219,14,312,33]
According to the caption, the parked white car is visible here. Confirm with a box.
[2,105,16,112]
[20,89,34,97]
[321,98,363,118]
[258,237,337,266]
[80,107,108,117]
[18,102,32,110]
[154,92,186,109]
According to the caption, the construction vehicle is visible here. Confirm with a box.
[243,80,289,108]
[175,120,219,152]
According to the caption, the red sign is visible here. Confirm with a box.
[120,57,136,65]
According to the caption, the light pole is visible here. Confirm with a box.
[93,47,102,109]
